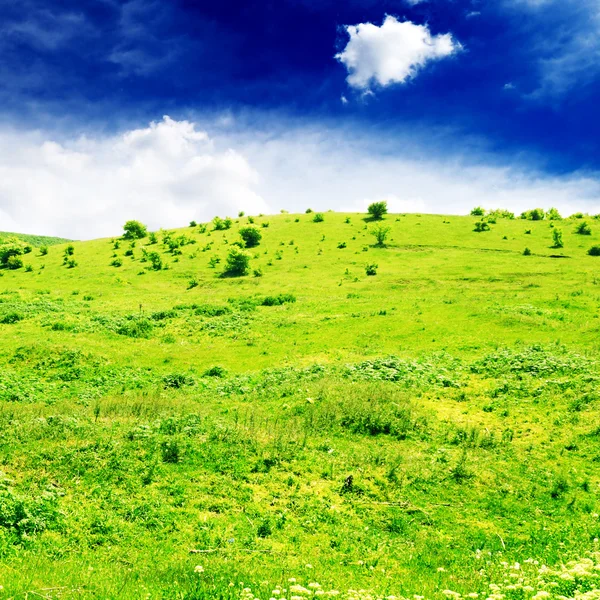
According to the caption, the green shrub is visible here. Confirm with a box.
[473,221,491,232]
[6,255,23,270]
[368,201,388,220]
[0,312,23,324]
[365,263,378,276]
[470,206,485,216]
[521,208,545,221]
[110,258,123,267]
[239,226,262,248]
[213,216,233,231]
[203,365,227,378]
[552,228,564,249]
[575,221,592,235]
[148,232,158,244]
[546,207,562,220]
[223,247,250,276]
[148,252,163,270]
[116,317,153,339]
[39,246,48,256]
[189,221,197,228]
[337,242,347,249]
[313,213,324,223]
[261,294,296,306]
[66,259,77,269]
[162,373,196,389]
[238,211,245,217]
[123,220,147,240]
[0,239,28,267]
[488,208,515,219]
[305,208,313,214]
[261,221,269,228]
[587,245,600,256]
[523,247,532,256]
[371,223,391,246]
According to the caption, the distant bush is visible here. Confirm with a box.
[575,221,592,235]
[147,252,163,270]
[312,213,324,223]
[588,245,600,256]
[521,208,545,221]
[148,232,158,244]
[189,221,197,228]
[337,242,347,249]
[238,211,245,217]
[488,208,515,220]
[203,365,227,378]
[261,222,270,228]
[470,206,485,216]
[0,239,28,268]
[6,256,23,270]
[523,247,532,256]
[213,216,232,231]
[370,223,391,246]
[124,249,134,257]
[261,294,296,306]
[305,208,313,214]
[116,317,153,339]
[123,220,147,240]
[248,216,255,224]
[546,207,562,220]
[368,201,388,220]
[162,373,196,389]
[0,312,23,324]
[65,259,77,269]
[365,263,378,276]
[194,304,231,317]
[223,247,250,276]
[473,221,491,232]
[551,228,564,249]
[571,212,585,219]
[64,244,75,256]
[39,246,48,256]
[110,258,123,267]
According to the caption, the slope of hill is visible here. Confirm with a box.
[0,230,72,246]
[0,211,599,599]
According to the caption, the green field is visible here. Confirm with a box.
[1,211,600,599]
[0,232,72,248]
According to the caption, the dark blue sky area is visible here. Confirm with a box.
[1,0,599,173]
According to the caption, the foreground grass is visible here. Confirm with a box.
[1,212,599,597]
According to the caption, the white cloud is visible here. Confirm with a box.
[1,116,599,239]
[335,15,460,90]
[0,116,268,238]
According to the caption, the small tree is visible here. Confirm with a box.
[575,221,592,235]
[368,201,388,220]
[0,238,28,267]
[470,206,485,216]
[123,220,148,240]
[223,247,250,276]
[239,226,262,248]
[546,207,562,220]
[551,228,564,248]
[371,223,391,246]
[313,213,324,223]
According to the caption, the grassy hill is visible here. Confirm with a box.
[0,231,72,247]
[0,211,599,599]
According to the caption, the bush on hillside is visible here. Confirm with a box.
[521,208,545,221]
[123,220,148,240]
[213,216,233,231]
[575,221,592,235]
[312,213,324,223]
[365,263,378,276]
[370,223,391,246]
[488,208,515,219]
[470,206,485,216]
[546,207,562,220]
[6,255,24,270]
[147,251,163,270]
[552,228,564,249]
[474,221,491,232]
[588,245,600,256]
[223,246,250,276]
[0,239,29,268]
[261,294,296,306]
[368,201,388,220]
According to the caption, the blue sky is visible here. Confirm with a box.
[1,0,599,237]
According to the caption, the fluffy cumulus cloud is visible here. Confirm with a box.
[0,116,269,238]
[335,15,460,90]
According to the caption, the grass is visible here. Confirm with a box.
[0,212,599,599]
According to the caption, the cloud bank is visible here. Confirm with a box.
[335,16,460,90]
[0,116,268,238]
[0,115,599,239]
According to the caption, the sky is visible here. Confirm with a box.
[1,0,599,238]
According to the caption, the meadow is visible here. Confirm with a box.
[0,208,599,599]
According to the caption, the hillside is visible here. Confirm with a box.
[0,211,599,599]
[0,230,72,247]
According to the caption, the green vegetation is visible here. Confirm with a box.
[1,211,600,598]
[0,231,71,247]
[367,201,388,220]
